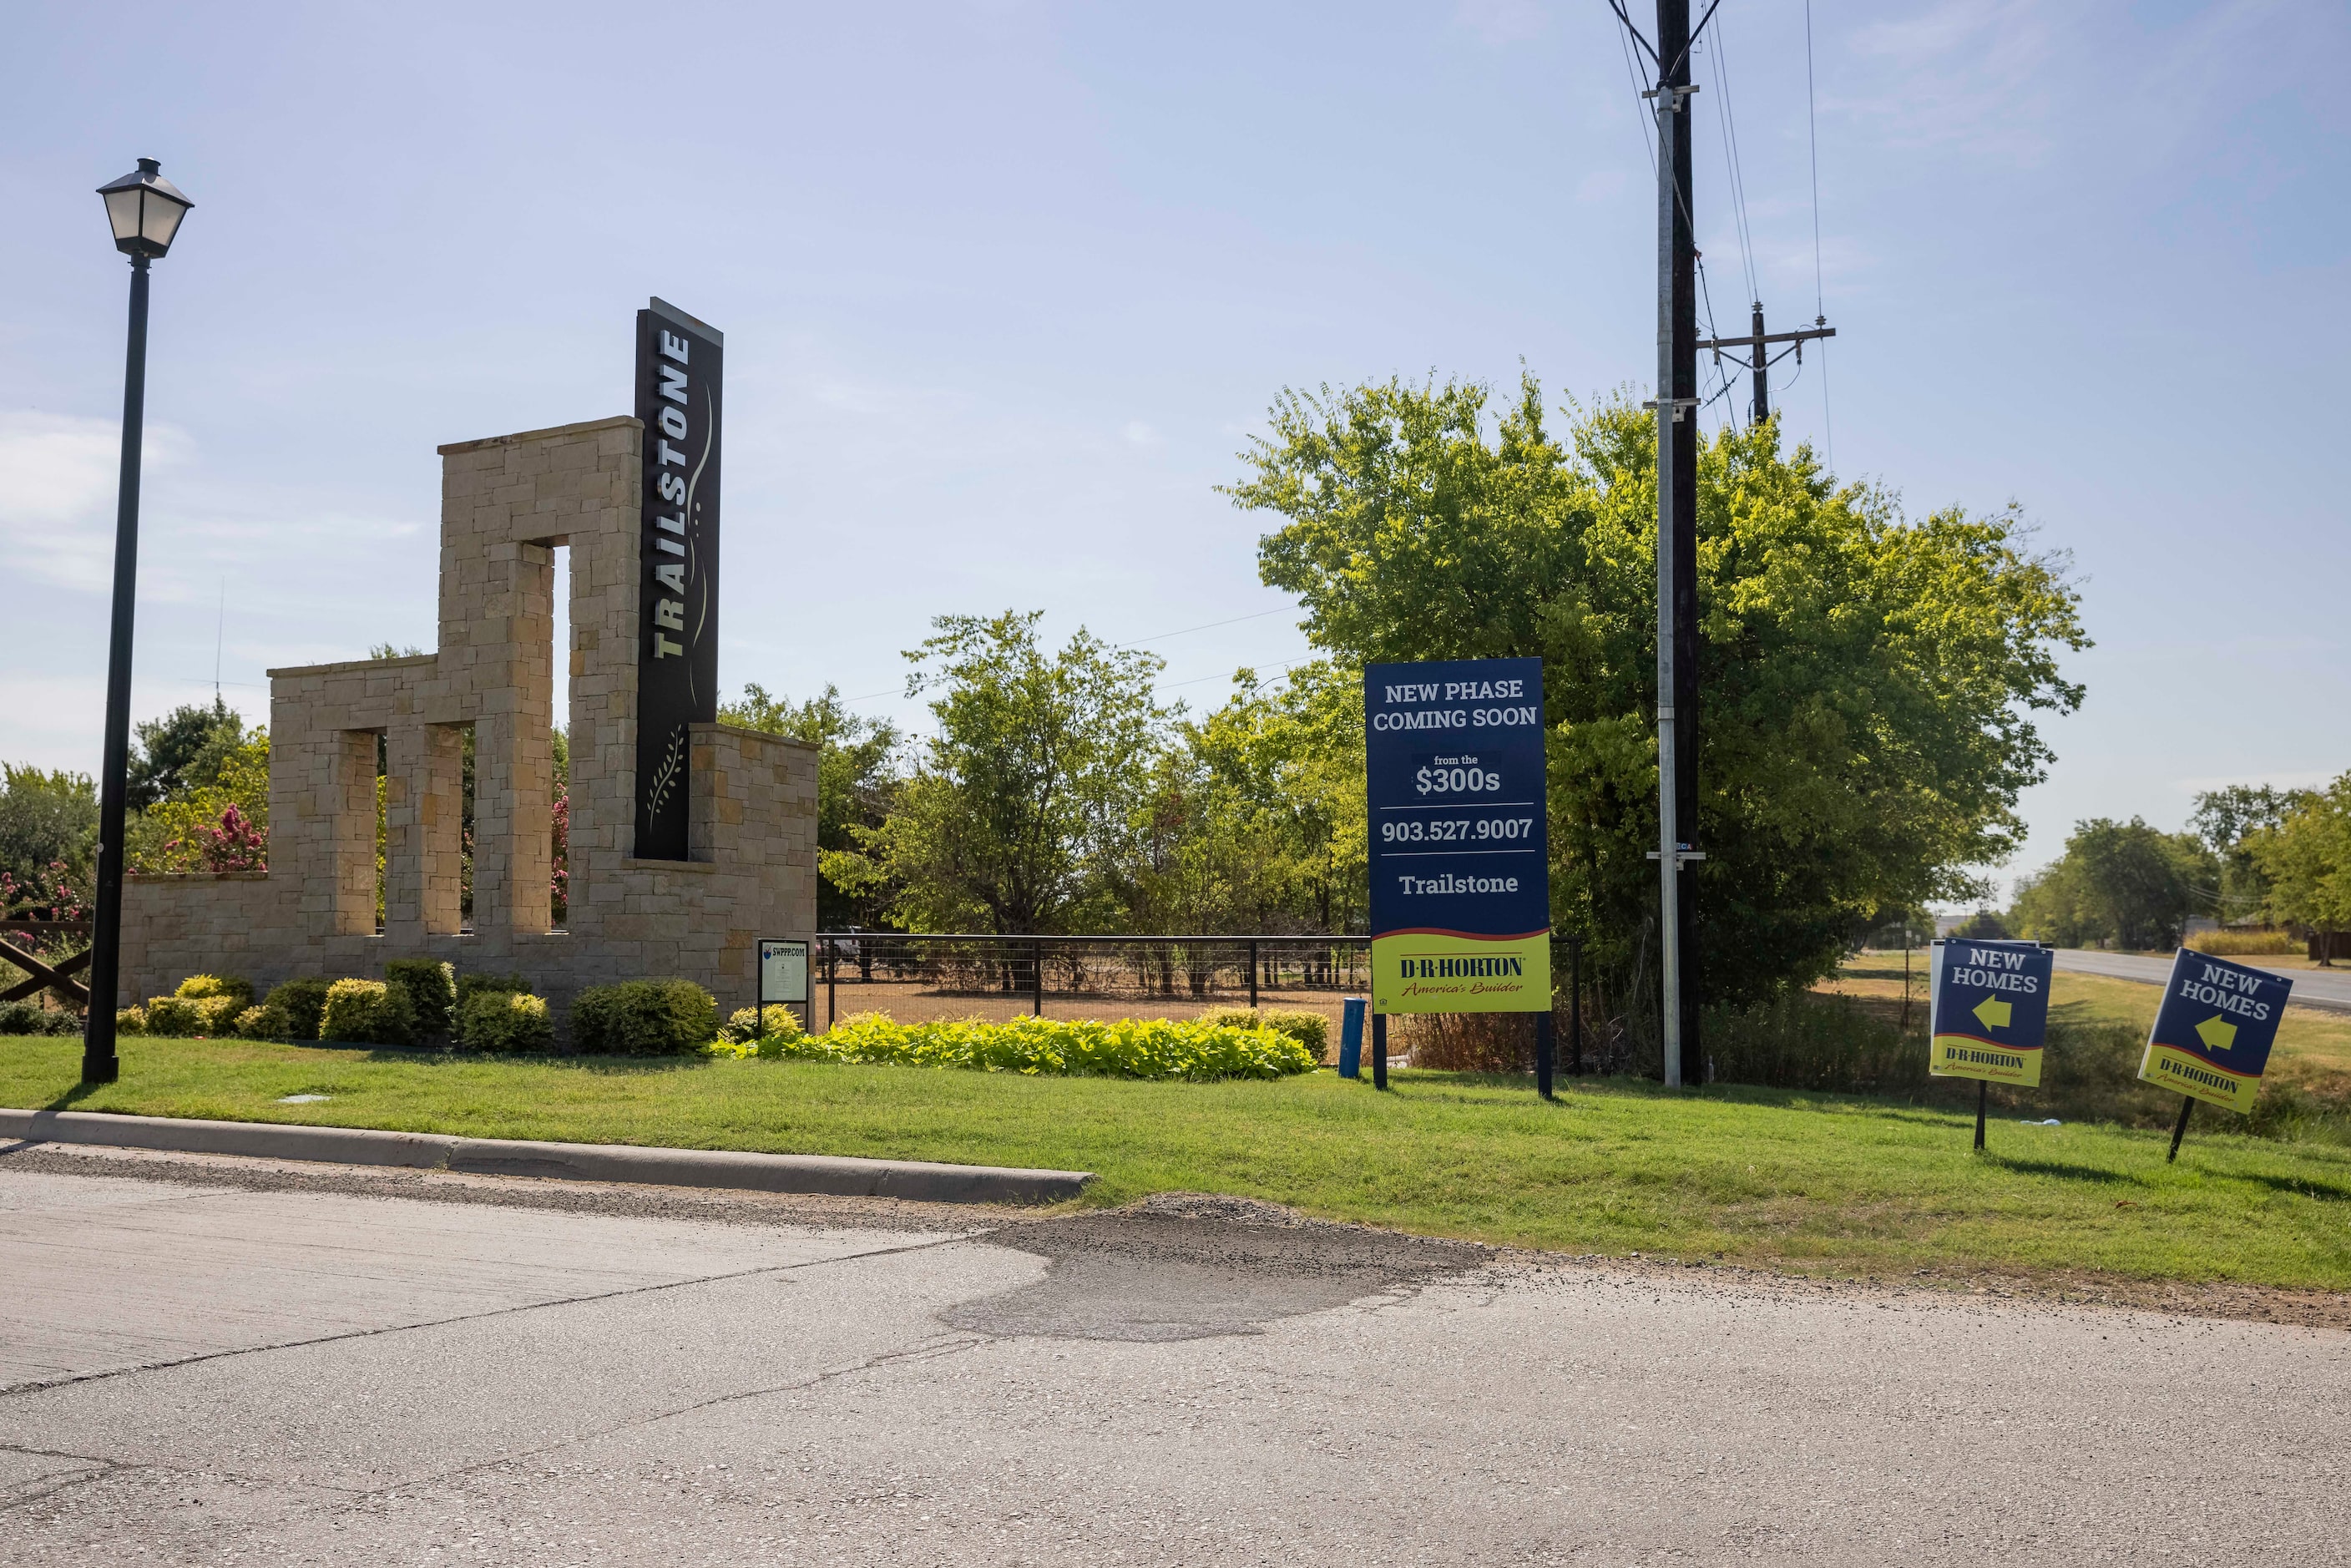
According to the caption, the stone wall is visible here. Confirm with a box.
[117,417,817,1032]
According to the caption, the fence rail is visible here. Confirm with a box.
[813,933,1370,1034]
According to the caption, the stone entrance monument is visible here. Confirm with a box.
[119,304,816,1027]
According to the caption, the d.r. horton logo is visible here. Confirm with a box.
[1395,953,1525,979]
[1393,950,1535,998]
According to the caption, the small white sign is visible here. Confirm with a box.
[760,938,810,1006]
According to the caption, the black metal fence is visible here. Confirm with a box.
[815,933,1370,1038]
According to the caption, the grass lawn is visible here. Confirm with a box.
[8,1034,2351,1292]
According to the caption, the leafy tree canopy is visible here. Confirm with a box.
[828,611,1169,933]
[126,699,243,812]
[0,765,98,890]
[1228,375,2088,1004]
[2010,817,2215,950]
[2249,772,2351,933]
[721,682,903,928]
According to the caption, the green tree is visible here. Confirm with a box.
[2011,817,2214,950]
[1150,661,1367,934]
[2250,773,2351,933]
[0,766,99,889]
[2190,783,2313,924]
[125,699,243,811]
[830,612,1168,933]
[1228,375,2089,1005]
[720,682,903,928]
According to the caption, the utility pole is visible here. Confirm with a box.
[1698,303,1835,427]
[1643,0,1701,1088]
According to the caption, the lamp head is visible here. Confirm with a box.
[97,158,193,260]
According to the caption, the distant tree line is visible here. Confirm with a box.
[1993,780,2349,950]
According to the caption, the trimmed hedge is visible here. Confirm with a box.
[142,994,206,1036]
[737,1012,1319,1081]
[456,971,529,1009]
[318,979,418,1045]
[1198,1007,1331,1064]
[386,959,456,1036]
[454,989,554,1053]
[570,979,716,1056]
[261,977,332,1042]
[176,974,255,1010]
[0,1002,79,1037]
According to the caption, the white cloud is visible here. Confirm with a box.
[0,410,194,592]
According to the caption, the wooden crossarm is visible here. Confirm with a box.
[0,938,90,1007]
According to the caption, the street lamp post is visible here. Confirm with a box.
[81,158,193,1085]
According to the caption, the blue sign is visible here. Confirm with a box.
[2140,949,2293,1114]
[1365,658,1550,1014]
[1927,938,2053,1086]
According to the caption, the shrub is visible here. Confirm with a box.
[0,1002,79,1036]
[2187,928,2300,957]
[454,989,554,1053]
[232,1004,277,1039]
[571,979,718,1055]
[719,1004,807,1045]
[386,959,457,1035]
[1397,1010,1542,1072]
[258,977,331,1042]
[456,970,530,1009]
[744,1012,1317,1081]
[174,973,255,1010]
[115,1006,146,1035]
[317,978,418,1045]
[142,994,204,1036]
[190,995,244,1035]
[1199,1007,1331,1064]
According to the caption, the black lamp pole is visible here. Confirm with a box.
[83,158,192,1085]
[80,256,151,1085]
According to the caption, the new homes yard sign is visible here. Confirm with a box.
[633,298,724,861]
[1928,938,2054,1087]
[1365,659,1550,1014]
[2140,949,2292,1115]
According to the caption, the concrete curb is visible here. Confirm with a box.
[0,1109,1093,1205]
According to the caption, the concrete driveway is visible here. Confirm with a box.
[3,1146,2347,1565]
[2052,948,2351,1013]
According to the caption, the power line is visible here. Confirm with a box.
[1806,0,1833,470]
[1115,606,1294,648]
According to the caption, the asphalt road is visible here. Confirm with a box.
[4,1147,2348,1565]
[2052,948,2351,1013]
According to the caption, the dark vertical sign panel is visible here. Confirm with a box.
[633,297,723,860]
[1365,657,1551,1014]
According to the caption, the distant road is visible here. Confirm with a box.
[2052,948,2351,1014]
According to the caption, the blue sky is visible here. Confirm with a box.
[3,0,2344,895]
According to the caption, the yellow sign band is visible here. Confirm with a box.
[1929,1034,2045,1087]
[1372,933,1552,1014]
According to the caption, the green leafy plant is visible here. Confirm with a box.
[569,979,717,1056]
[454,990,554,1053]
[114,1006,146,1035]
[739,1012,1317,1081]
[386,959,456,1035]
[318,979,417,1046]
[254,978,332,1042]
[719,1004,807,1046]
